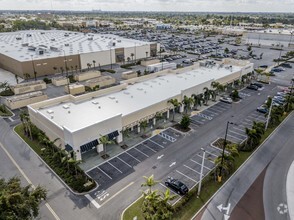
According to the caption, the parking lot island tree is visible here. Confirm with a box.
[0,177,47,220]
[141,175,175,220]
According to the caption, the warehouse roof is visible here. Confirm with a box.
[37,64,242,132]
[0,30,152,62]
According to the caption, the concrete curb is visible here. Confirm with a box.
[120,195,143,220]
[13,126,99,196]
[190,111,293,220]
[287,160,294,220]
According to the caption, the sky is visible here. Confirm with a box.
[0,0,294,12]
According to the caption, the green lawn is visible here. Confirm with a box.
[122,197,144,220]
[14,124,43,155]
[121,113,291,220]
[0,105,13,117]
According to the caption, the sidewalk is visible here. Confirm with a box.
[287,161,294,220]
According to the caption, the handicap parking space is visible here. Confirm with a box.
[150,134,172,146]
[142,139,164,151]
[162,128,183,139]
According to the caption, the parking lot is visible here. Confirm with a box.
[86,127,183,191]
[153,144,223,205]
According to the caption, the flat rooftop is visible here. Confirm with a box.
[37,64,242,132]
[0,30,152,62]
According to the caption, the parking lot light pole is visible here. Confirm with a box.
[218,121,234,182]
[265,97,274,130]
[197,148,206,198]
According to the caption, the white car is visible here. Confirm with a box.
[220,97,233,104]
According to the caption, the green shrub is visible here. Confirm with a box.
[43,77,52,84]
[0,89,14,96]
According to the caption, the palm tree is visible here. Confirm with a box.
[209,90,217,101]
[20,110,32,140]
[141,175,159,193]
[214,154,235,176]
[145,51,148,60]
[92,60,96,70]
[53,66,58,74]
[140,120,148,133]
[130,53,135,64]
[203,87,210,105]
[211,81,220,93]
[192,94,202,110]
[75,65,78,74]
[99,135,115,157]
[127,57,131,63]
[60,67,64,76]
[168,98,182,121]
[182,95,194,113]
[23,73,30,81]
[87,63,92,71]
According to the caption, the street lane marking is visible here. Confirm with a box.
[134,147,149,158]
[148,139,165,149]
[85,194,101,209]
[125,151,141,162]
[190,159,212,171]
[0,141,60,220]
[102,182,134,206]
[196,154,215,164]
[107,162,123,174]
[117,156,132,168]
[176,170,197,183]
[183,164,202,176]
[97,167,112,180]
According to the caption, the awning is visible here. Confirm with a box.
[65,144,73,152]
[108,130,119,140]
[80,139,99,153]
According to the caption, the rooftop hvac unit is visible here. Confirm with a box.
[50,46,59,51]
[51,38,55,41]
[62,104,70,109]
[47,109,54,114]
[26,34,32,37]
[65,43,69,46]
[16,37,22,40]
[22,43,29,47]
[40,32,45,35]
[88,37,93,40]
[64,34,69,37]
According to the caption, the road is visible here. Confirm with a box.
[199,112,294,220]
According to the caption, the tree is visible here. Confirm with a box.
[0,177,46,220]
[209,90,217,101]
[140,120,148,133]
[92,60,96,70]
[214,154,235,176]
[87,63,92,71]
[192,94,203,110]
[141,175,175,220]
[60,67,64,76]
[53,66,58,74]
[180,114,190,129]
[99,135,114,156]
[23,73,31,81]
[20,110,32,140]
[230,89,239,101]
[247,45,252,51]
[168,98,182,121]
[203,87,210,105]
[224,47,229,54]
[182,95,194,113]
[130,53,135,64]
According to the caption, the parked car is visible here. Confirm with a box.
[164,177,189,195]
[280,63,292,68]
[247,85,259,90]
[259,65,268,69]
[220,97,233,104]
[182,59,191,64]
[251,82,263,88]
[257,105,268,114]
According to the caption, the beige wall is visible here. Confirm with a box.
[52,77,69,86]
[0,53,23,76]
[80,50,115,69]
[74,70,101,81]
[5,94,48,110]
[11,81,47,94]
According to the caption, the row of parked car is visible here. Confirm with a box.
[257,90,289,114]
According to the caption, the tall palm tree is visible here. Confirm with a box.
[214,154,235,176]
[203,87,210,105]
[140,120,148,133]
[141,175,159,193]
[53,66,58,74]
[92,60,96,69]
[182,95,194,113]
[209,90,217,101]
[168,98,182,121]
[130,53,135,64]
[60,67,64,76]
[23,73,30,81]
[99,135,115,156]
[192,94,202,110]
[87,63,92,71]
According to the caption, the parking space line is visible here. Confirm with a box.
[204,109,219,115]
[142,143,157,153]
[97,167,113,180]
[228,130,247,138]
[204,150,219,158]
[212,105,226,111]
[134,147,149,158]
[191,118,204,124]
[209,145,229,155]
[176,170,198,183]
[107,162,123,174]
[231,126,245,132]
[190,159,212,171]
[148,139,165,149]
[183,164,202,176]
[196,154,215,164]
[117,156,132,168]
[244,118,253,122]
[242,121,252,126]
[125,151,141,163]
[227,134,244,141]
[190,121,199,127]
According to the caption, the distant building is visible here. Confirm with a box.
[0,30,160,78]
[156,23,172,30]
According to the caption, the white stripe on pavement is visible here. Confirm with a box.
[107,162,123,174]
[227,134,244,141]
[190,159,212,171]
[142,143,157,153]
[176,170,198,183]
[85,194,101,209]
[117,156,132,168]
[134,147,149,158]
[183,164,202,175]
[98,167,112,180]
[125,151,141,162]
[148,139,165,149]
[228,130,247,138]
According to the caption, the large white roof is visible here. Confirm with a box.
[0,30,152,62]
[38,64,241,132]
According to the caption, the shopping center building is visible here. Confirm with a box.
[28,59,253,160]
[0,30,159,78]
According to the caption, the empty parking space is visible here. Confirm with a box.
[202,109,218,117]
[162,128,183,139]
[150,135,172,146]
[135,144,156,157]
[99,162,122,179]
[128,147,149,161]
[87,167,112,186]
[191,154,215,170]
[118,152,140,167]
[143,139,164,151]
[108,158,132,173]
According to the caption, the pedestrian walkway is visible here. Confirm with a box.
[287,160,294,220]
